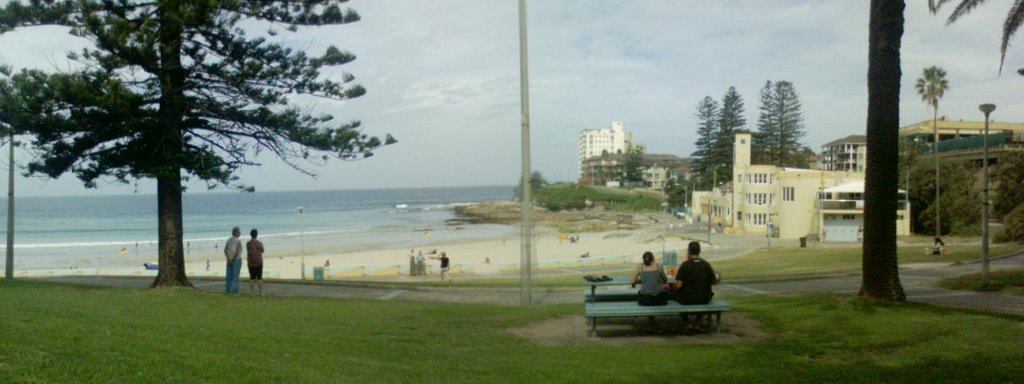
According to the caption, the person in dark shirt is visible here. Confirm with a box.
[673,241,719,334]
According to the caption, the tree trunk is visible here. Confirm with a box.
[152,172,191,287]
[860,0,906,301]
[151,0,192,288]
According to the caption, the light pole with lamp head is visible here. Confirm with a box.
[979,103,995,288]
[298,206,305,280]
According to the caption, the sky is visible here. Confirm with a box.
[0,1,1022,197]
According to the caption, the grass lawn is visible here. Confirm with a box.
[2,281,1023,383]
[938,268,1024,295]
[363,244,1024,288]
[710,244,1023,282]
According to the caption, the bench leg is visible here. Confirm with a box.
[715,312,722,334]
[587,317,596,337]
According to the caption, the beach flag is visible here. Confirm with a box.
[120,247,128,255]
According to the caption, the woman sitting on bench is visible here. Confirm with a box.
[631,251,668,306]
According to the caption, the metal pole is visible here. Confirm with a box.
[979,104,995,287]
[517,0,533,307]
[933,111,941,241]
[707,168,716,245]
[298,206,305,280]
[4,131,13,280]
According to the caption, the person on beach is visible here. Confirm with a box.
[416,251,426,276]
[439,252,451,282]
[674,241,719,335]
[224,227,243,294]
[409,250,416,276]
[632,251,668,306]
[246,228,265,297]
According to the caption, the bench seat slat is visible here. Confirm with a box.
[585,300,730,317]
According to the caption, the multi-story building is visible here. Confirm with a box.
[579,153,687,189]
[899,118,1024,164]
[820,135,867,172]
[697,133,910,242]
[578,121,633,179]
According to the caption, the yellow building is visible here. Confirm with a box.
[699,133,911,241]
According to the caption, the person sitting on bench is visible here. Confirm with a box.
[674,241,719,335]
[631,251,668,306]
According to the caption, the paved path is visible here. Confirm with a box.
[40,253,1024,317]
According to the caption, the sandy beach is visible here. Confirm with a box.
[184,223,700,280]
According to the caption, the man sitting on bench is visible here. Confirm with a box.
[674,241,719,335]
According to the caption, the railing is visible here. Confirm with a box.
[819,200,909,210]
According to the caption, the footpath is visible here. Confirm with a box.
[42,253,1024,317]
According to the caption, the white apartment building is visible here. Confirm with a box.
[819,135,867,172]
[698,133,910,241]
[578,121,633,179]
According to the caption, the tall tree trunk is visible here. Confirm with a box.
[861,0,906,301]
[151,0,191,287]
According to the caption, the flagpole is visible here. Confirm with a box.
[517,0,533,307]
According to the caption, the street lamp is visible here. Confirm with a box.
[4,131,13,280]
[298,206,305,281]
[979,103,996,288]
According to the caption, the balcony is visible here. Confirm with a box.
[819,199,909,211]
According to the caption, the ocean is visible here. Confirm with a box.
[0,185,517,270]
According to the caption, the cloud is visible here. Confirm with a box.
[1,1,1022,196]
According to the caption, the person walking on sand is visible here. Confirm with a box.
[246,228,265,297]
[439,252,451,282]
[224,227,243,294]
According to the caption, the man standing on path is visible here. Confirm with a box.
[247,229,265,297]
[224,227,243,294]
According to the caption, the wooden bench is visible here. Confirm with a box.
[584,300,731,337]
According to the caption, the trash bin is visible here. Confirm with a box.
[799,237,807,248]
[313,266,325,281]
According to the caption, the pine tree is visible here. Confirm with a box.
[691,96,719,187]
[0,0,394,287]
[754,80,805,167]
[773,81,806,167]
[715,86,746,180]
[754,81,777,164]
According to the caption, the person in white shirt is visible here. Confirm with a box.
[224,227,243,294]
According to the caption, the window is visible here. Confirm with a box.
[842,214,856,220]
[783,187,795,201]
[751,213,768,226]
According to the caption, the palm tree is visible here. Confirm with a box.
[929,0,1024,74]
[861,0,907,301]
[915,66,948,240]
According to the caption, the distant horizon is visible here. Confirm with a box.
[11,183,520,199]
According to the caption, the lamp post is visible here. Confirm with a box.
[4,131,13,280]
[979,103,996,288]
[298,206,305,281]
[707,168,717,245]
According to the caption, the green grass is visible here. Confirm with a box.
[533,184,662,212]
[711,244,1024,282]
[938,268,1024,295]
[1,281,1023,383]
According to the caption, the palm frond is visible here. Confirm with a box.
[1000,0,1024,73]
[929,0,955,13]
[947,0,991,25]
